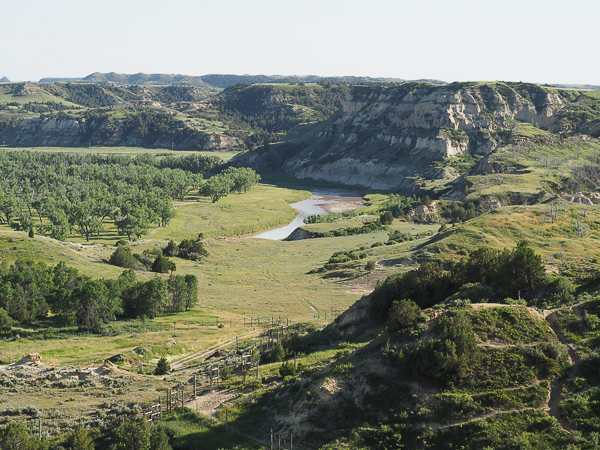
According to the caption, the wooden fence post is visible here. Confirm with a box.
[194,375,197,398]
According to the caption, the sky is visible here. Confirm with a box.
[1,0,599,85]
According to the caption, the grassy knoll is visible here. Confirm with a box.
[466,137,600,198]
[424,202,600,263]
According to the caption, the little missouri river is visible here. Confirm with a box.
[252,189,365,240]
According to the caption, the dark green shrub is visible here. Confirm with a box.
[0,423,44,449]
[62,425,95,450]
[370,261,454,317]
[410,312,480,384]
[163,240,178,257]
[544,276,576,308]
[154,357,170,375]
[221,367,234,381]
[387,300,421,333]
[109,245,138,269]
[152,254,176,273]
[279,361,296,377]
[380,211,394,225]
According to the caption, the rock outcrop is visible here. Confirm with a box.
[0,116,239,150]
[234,82,582,191]
[19,353,42,363]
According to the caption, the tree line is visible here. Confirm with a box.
[0,257,198,331]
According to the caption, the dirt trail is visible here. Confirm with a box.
[187,389,238,417]
[428,407,542,431]
[170,329,263,370]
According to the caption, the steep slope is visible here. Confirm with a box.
[234,82,600,191]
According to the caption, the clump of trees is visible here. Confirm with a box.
[370,241,548,318]
[0,151,260,242]
[380,211,394,225]
[304,210,359,224]
[200,167,261,202]
[0,258,198,331]
[163,234,209,261]
[0,416,172,449]
[108,245,177,273]
[378,194,419,218]
[310,219,386,238]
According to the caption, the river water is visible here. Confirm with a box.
[252,189,365,240]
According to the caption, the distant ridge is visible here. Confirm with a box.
[0,76,10,82]
[38,77,81,83]
[38,72,446,90]
[549,83,600,90]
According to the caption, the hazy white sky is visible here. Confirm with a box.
[2,0,599,85]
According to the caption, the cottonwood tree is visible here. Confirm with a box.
[183,274,198,311]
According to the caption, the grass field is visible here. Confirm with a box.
[150,186,310,241]
[0,215,439,368]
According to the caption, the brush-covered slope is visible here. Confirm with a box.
[234,82,600,191]
[220,294,582,449]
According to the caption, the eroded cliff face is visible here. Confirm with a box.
[0,117,239,151]
[235,82,572,190]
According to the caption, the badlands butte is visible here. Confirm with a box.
[2,74,600,449]
[236,82,600,191]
